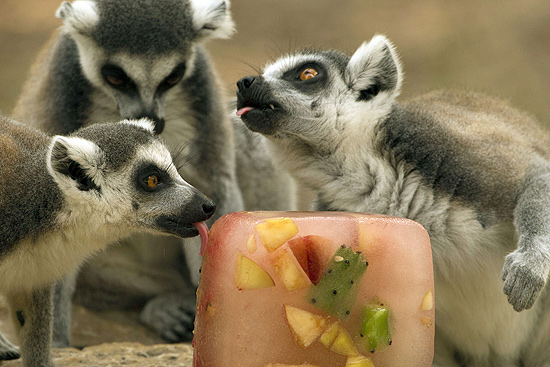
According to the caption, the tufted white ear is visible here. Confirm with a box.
[56,0,99,36]
[120,118,156,135]
[47,135,105,192]
[189,0,235,41]
[345,35,403,102]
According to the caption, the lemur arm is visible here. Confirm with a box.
[503,161,550,311]
[8,285,54,367]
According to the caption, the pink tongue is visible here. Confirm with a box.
[193,221,209,256]
[236,106,254,117]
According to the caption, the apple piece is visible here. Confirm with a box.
[234,252,275,290]
[284,305,328,348]
[418,289,433,311]
[318,322,340,348]
[288,235,332,285]
[272,245,312,291]
[345,356,375,367]
[360,305,392,353]
[308,246,368,319]
[255,217,299,252]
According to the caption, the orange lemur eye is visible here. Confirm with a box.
[146,175,159,188]
[299,68,319,81]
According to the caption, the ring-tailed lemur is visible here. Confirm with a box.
[12,0,294,344]
[236,35,550,367]
[0,115,215,367]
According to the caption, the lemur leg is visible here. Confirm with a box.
[8,285,54,367]
[503,163,550,312]
[52,272,76,348]
[0,332,20,361]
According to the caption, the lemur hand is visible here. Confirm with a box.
[502,242,550,312]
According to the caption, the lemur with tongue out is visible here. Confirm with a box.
[236,34,550,367]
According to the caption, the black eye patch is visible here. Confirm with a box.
[101,64,137,95]
[281,62,327,92]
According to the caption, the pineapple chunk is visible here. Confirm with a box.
[318,321,359,357]
[234,252,275,290]
[284,305,328,348]
[246,234,257,254]
[419,289,433,311]
[272,246,312,291]
[345,356,375,367]
[255,218,299,252]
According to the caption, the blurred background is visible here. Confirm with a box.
[1,0,549,125]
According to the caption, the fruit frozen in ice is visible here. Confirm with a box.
[418,289,433,311]
[193,211,435,367]
[360,305,392,353]
[288,235,331,285]
[318,321,359,357]
[255,217,299,252]
[272,246,312,291]
[284,305,327,348]
[345,356,375,367]
[308,246,368,319]
[234,252,275,290]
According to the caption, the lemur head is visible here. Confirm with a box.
[47,118,216,238]
[55,0,235,134]
[236,35,402,147]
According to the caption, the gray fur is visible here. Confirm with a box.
[0,115,215,366]
[13,0,294,345]
[236,35,550,366]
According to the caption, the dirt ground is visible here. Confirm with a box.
[0,0,549,360]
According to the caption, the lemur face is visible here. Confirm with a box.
[236,35,403,146]
[56,0,235,134]
[47,119,216,238]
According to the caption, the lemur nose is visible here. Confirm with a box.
[237,76,256,90]
[202,200,216,217]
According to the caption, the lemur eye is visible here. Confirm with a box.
[106,75,124,86]
[146,175,159,189]
[299,68,318,81]
[164,73,183,86]
[101,64,132,90]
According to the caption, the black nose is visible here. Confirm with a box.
[135,114,165,135]
[202,199,216,218]
[237,76,256,91]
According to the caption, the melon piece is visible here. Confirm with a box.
[234,252,275,290]
[308,246,368,319]
[194,211,435,367]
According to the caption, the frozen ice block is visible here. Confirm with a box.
[193,212,434,367]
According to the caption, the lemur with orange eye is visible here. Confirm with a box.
[236,35,550,367]
[0,116,215,367]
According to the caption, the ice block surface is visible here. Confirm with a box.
[193,212,434,367]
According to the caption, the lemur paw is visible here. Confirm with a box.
[0,334,20,361]
[502,248,549,312]
[140,292,196,343]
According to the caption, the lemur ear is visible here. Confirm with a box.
[189,0,235,41]
[56,0,99,36]
[345,35,403,103]
[47,136,105,192]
